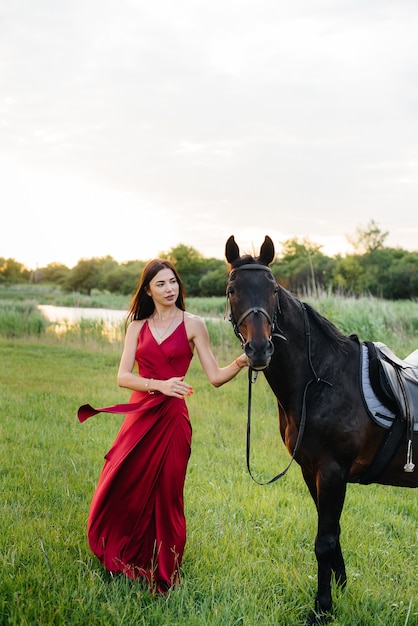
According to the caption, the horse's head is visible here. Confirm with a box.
[225,235,278,370]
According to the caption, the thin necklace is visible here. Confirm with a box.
[152,312,179,343]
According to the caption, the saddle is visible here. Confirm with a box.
[366,341,418,432]
[355,341,418,484]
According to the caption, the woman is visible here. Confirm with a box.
[78,259,248,593]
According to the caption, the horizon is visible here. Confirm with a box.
[2,1,417,270]
[6,226,417,272]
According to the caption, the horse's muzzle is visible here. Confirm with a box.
[244,338,274,370]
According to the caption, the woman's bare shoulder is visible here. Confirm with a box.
[126,319,146,337]
[183,311,204,324]
[184,311,207,337]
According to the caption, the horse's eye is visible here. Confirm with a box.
[227,288,235,296]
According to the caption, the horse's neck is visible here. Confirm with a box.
[270,294,358,408]
[267,296,312,395]
[278,292,308,354]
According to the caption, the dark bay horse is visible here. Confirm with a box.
[225,235,417,625]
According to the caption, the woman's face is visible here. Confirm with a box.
[147,268,179,307]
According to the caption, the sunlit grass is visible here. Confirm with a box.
[0,307,417,624]
[0,291,417,624]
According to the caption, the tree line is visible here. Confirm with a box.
[1,222,417,300]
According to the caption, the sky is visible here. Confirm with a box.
[1,0,418,269]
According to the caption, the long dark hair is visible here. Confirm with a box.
[126,259,186,324]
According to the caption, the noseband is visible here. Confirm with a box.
[232,306,275,346]
[226,263,281,347]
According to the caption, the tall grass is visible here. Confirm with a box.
[1,292,417,358]
[0,301,46,338]
[308,296,418,357]
[0,295,417,625]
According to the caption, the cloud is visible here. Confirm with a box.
[1,0,418,268]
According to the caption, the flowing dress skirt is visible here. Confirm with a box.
[78,321,193,592]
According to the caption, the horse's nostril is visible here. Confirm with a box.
[245,339,274,363]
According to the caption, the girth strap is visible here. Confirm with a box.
[352,418,406,485]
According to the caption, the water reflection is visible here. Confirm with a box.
[37,305,221,343]
[38,305,127,323]
[38,305,127,342]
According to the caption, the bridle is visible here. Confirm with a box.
[226,263,281,348]
[227,264,332,486]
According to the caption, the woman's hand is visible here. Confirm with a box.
[235,354,249,369]
[161,377,193,398]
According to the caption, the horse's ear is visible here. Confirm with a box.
[258,235,275,266]
[225,235,240,264]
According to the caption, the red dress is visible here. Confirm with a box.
[78,320,193,592]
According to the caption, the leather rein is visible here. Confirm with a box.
[227,264,332,485]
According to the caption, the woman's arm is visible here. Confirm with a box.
[117,321,192,397]
[187,315,248,387]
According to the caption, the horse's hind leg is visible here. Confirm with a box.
[302,467,348,625]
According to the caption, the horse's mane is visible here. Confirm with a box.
[279,286,352,353]
[302,300,352,353]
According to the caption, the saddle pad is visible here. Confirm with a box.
[360,343,397,429]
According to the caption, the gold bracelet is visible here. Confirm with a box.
[145,378,155,394]
[234,357,244,369]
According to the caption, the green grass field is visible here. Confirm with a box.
[0,296,417,625]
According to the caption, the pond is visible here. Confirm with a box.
[38,305,127,324]
[37,305,128,341]
[38,306,221,325]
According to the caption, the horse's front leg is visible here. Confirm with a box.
[303,466,348,625]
